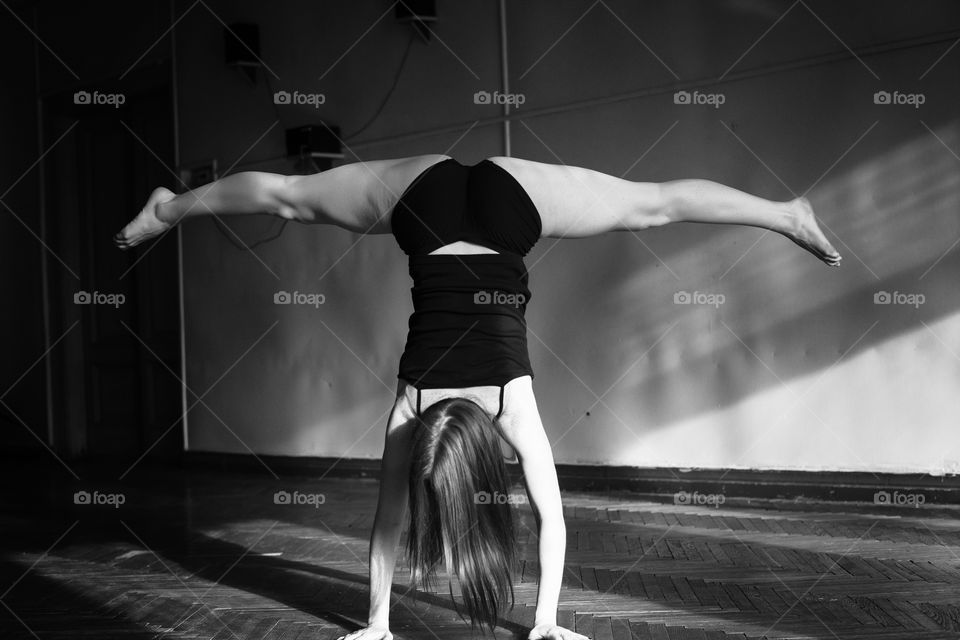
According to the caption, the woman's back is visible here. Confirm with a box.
[391,158,543,390]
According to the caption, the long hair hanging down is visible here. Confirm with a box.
[406,396,519,633]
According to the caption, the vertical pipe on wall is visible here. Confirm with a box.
[170,0,189,450]
[498,0,511,157]
[33,5,55,446]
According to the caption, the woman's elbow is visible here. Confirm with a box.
[539,511,567,537]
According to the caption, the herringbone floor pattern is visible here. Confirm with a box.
[2,468,959,639]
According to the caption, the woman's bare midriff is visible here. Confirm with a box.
[428,241,499,255]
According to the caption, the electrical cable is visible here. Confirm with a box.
[211,26,418,249]
[342,30,417,140]
[210,67,290,251]
[262,71,285,129]
[212,215,290,251]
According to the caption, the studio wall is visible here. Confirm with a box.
[173,0,960,473]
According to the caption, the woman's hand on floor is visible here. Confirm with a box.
[529,623,590,640]
[336,624,392,640]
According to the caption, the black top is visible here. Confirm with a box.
[390,158,542,391]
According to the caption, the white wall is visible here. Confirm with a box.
[176,0,960,473]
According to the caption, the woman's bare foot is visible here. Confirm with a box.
[783,197,842,267]
[114,186,177,250]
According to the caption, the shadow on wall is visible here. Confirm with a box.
[531,121,960,433]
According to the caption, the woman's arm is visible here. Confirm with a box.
[487,156,840,266]
[517,420,567,628]
[499,381,589,640]
[367,418,413,628]
[115,154,450,249]
[339,398,416,640]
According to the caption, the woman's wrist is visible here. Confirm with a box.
[367,615,389,628]
[533,593,559,626]
[367,602,390,627]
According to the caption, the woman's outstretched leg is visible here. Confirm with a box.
[658,180,840,266]
[114,172,295,249]
[488,156,841,266]
[114,154,452,249]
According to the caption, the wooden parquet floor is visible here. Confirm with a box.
[1,466,959,639]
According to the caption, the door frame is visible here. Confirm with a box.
[39,59,187,463]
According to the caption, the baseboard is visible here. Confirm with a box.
[181,451,960,505]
